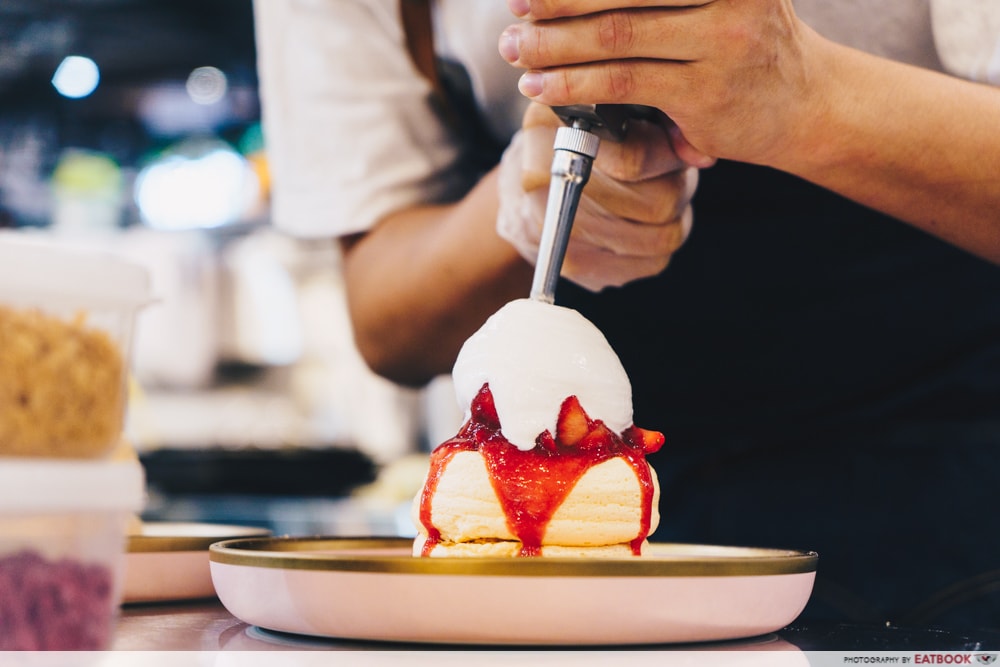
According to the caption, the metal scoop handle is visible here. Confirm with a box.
[529,105,657,304]
[529,120,600,304]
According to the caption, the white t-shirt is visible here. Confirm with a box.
[253,0,997,239]
[253,0,521,239]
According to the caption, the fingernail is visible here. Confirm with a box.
[508,0,530,18]
[518,71,543,98]
[499,27,520,63]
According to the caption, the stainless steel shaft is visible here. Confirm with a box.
[529,121,601,304]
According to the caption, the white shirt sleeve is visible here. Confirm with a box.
[253,0,465,238]
[929,0,1000,83]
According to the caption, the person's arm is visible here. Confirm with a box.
[256,0,699,387]
[500,0,1000,264]
[339,170,534,387]
[777,38,1000,264]
[254,0,530,385]
[341,99,700,386]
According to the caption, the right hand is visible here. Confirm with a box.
[496,102,709,292]
[499,0,817,169]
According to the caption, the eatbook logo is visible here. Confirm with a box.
[975,655,997,665]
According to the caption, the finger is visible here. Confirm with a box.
[518,58,687,111]
[572,195,689,255]
[518,78,718,166]
[509,0,711,21]
[585,166,691,223]
[523,107,685,183]
[667,123,716,169]
[515,184,690,255]
[496,166,546,261]
[562,246,671,291]
[523,102,710,180]
[520,126,697,222]
[595,118,685,181]
[503,7,713,70]
[518,124,559,192]
[521,101,563,130]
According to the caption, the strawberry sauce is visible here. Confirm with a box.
[418,383,664,557]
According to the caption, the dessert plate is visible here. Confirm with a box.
[209,536,818,646]
[123,521,270,604]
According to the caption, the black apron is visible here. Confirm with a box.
[557,160,1000,629]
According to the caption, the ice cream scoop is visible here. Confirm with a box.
[530,104,656,303]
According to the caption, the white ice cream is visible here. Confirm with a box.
[452,298,633,451]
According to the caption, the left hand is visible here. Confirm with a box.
[496,102,702,292]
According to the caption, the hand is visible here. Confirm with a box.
[496,102,702,292]
[499,0,822,168]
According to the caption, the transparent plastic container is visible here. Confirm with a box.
[0,232,151,458]
[0,458,145,650]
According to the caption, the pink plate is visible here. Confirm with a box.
[209,537,817,646]
[123,522,269,604]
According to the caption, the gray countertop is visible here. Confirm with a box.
[109,598,1000,659]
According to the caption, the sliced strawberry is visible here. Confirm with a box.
[536,430,559,453]
[555,395,591,447]
[471,383,500,430]
[623,426,665,454]
[578,421,614,452]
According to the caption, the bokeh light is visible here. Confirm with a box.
[134,137,260,231]
[185,66,228,105]
[51,56,100,99]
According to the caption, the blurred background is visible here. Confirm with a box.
[0,0,457,536]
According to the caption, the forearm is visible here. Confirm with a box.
[775,34,1000,264]
[502,3,1000,264]
[340,170,533,387]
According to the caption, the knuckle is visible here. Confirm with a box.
[639,230,675,259]
[642,173,688,223]
[534,27,555,63]
[597,10,638,56]
[551,68,575,101]
[637,214,686,252]
[653,196,681,225]
[598,145,645,182]
[622,151,650,183]
[604,61,638,102]
[520,25,550,66]
[644,198,677,226]
[662,218,689,252]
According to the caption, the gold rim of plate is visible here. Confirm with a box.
[129,522,271,553]
[208,536,818,577]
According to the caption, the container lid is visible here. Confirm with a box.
[0,231,151,309]
[0,458,146,513]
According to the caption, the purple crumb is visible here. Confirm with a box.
[0,550,115,650]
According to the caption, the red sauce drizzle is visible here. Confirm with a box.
[418,383,664,557]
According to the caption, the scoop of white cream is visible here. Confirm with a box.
[452,298,633,451]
